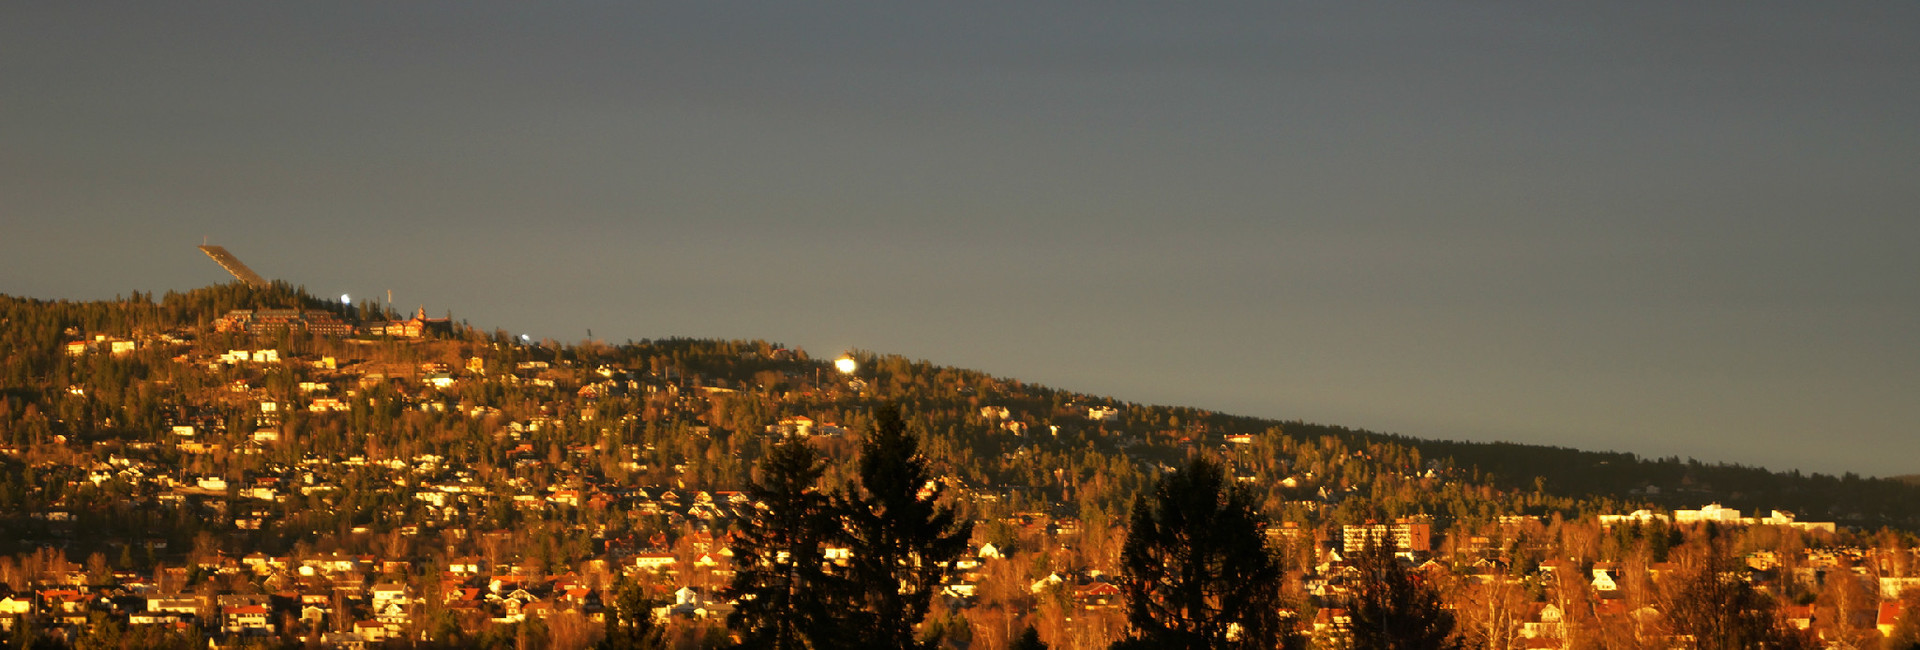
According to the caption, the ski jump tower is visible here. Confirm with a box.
[198,245,270,288]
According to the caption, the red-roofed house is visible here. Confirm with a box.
[1882,601,1908,637]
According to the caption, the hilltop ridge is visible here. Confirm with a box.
[4,283,1919,648]
[2,282,1912,534]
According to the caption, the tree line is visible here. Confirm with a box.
[717,404,1828,650]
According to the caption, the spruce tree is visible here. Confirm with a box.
[599,577,667,650]
[1343,539,1460,650]
[726,433,848,650]
[1115,456,1286,650]
[841,403,973,650]
[1010,625,1049,650]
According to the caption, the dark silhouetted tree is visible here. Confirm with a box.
[1010,625,1049,650]
[841,403,974,650]
[599,577,667,650]
[1344,539,1461,650]
[1114,456,1287,650]
[727,433,849,649]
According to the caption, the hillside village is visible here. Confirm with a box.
[2,285,1920,649]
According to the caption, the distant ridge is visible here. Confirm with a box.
[6,282,1920,531]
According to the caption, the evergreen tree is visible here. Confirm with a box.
[1343,539,1460,650]
[841,403,973,650]
[1114,456,1286,650]
[600,577,667,650]
[1010,625,1049,650]
[727,433,849,649]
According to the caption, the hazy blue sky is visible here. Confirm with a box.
[5,3,1916,476]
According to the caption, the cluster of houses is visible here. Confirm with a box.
[0,552,619,646]
[15,420,1900,649]
[1598,503,1838,533]
[16,327,1917,648]
[1285,511,1902,647]
[64,334,142,357]
[209,307,452,339]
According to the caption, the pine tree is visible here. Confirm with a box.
[841,403,973,650]
[1343,539,1460,650]
[727,433,849,650]
[1114,456,1287,650]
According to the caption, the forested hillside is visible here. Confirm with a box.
[2,284,1916,548]
[1,283,1916,649]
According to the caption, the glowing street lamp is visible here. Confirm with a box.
[834,356,858,375]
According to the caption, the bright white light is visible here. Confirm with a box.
[520,334,532,342]
[340,294,351,304]
[834,357,858,374]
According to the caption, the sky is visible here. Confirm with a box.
[4,3,1917,477]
